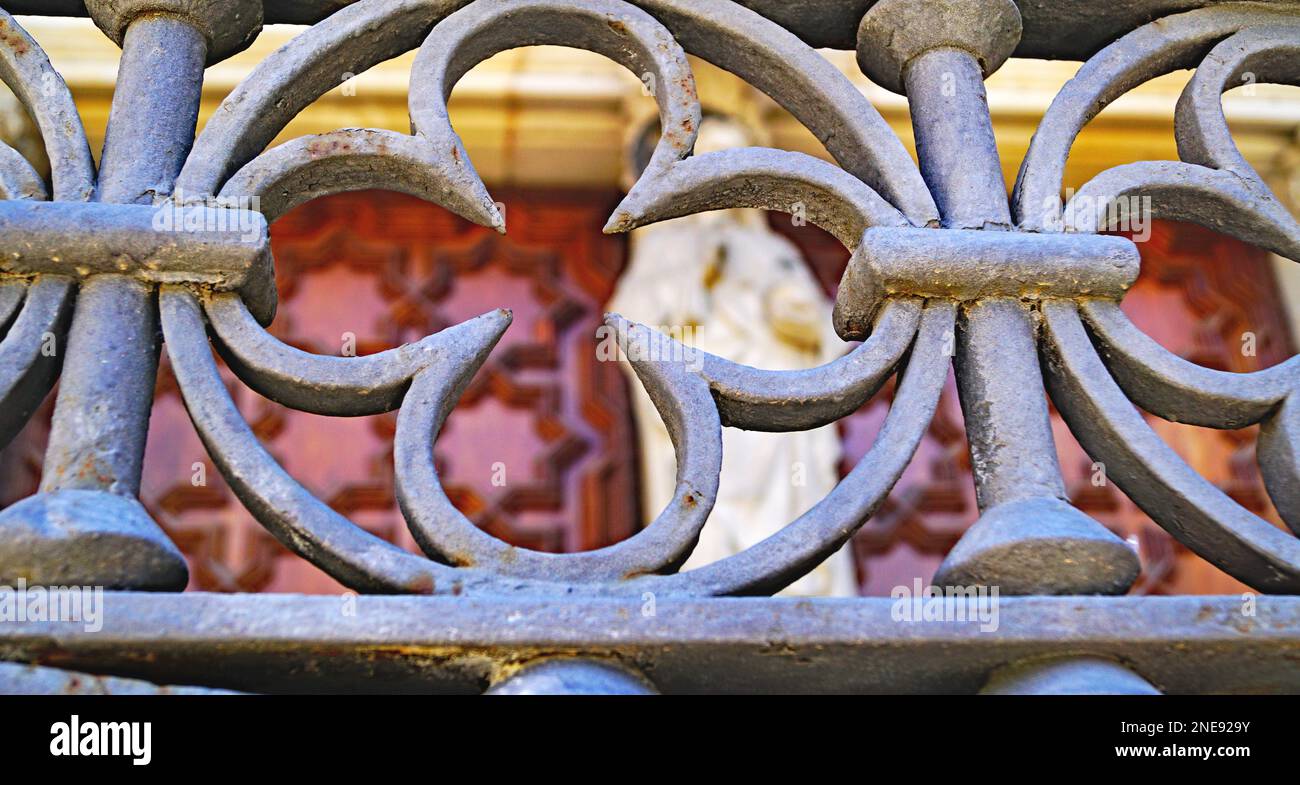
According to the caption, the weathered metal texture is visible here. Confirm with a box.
[1013,3,1300,236]
[175,0,476,200]
[0,277,73,447]
[980,657,1162,696]
[621,0,938,225]
[151,0,950,598]
[0,12,210,590]
[0,202,274,320]
[0,594,1297,694]
[486,659,659,695]
[0,9,95,202]
[409,0,699,235]
[849,1,1140,597]
[1042,300,1300,592]
[939,297,1140,596]
[395,318,723,584]
[856,0,1022,96]
[732,0,1300,59]
[1011,3,1300,595]
[83,0,264,64]
[0,8,86,460]
[6,1,1292,62]
[0,661,237,694]
[0,0,1296,693]
[834,228,1140,336]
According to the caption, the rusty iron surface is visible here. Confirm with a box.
[0,0,1295,692]
[2,0,1295,61]
[0,593,1297,694]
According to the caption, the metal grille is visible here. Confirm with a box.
[0,0,1298,694]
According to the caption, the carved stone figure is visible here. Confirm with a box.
[608,116,857,596]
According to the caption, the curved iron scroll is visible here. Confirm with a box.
[0,0,1296,601]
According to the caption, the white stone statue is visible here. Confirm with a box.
[608,117,857,596]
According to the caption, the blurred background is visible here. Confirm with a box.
[1,16,1298,596]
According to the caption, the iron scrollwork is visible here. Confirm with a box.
[0,0,1294,629]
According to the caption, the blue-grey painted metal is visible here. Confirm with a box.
[980,657,1162,695]
[487,659,658,695]
[0,0,1296,694]
[0,594,1296,694]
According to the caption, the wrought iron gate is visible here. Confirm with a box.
[0,0,1298,694]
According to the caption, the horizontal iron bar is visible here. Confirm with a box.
[735,0,1300,55]
[0,593,1296,694]
[835,227,1139,336]
[0,201,275,323]
[1,1,1289,61]
[865,226,1139,299]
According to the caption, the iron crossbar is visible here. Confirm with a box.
[3,594,1299,695]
